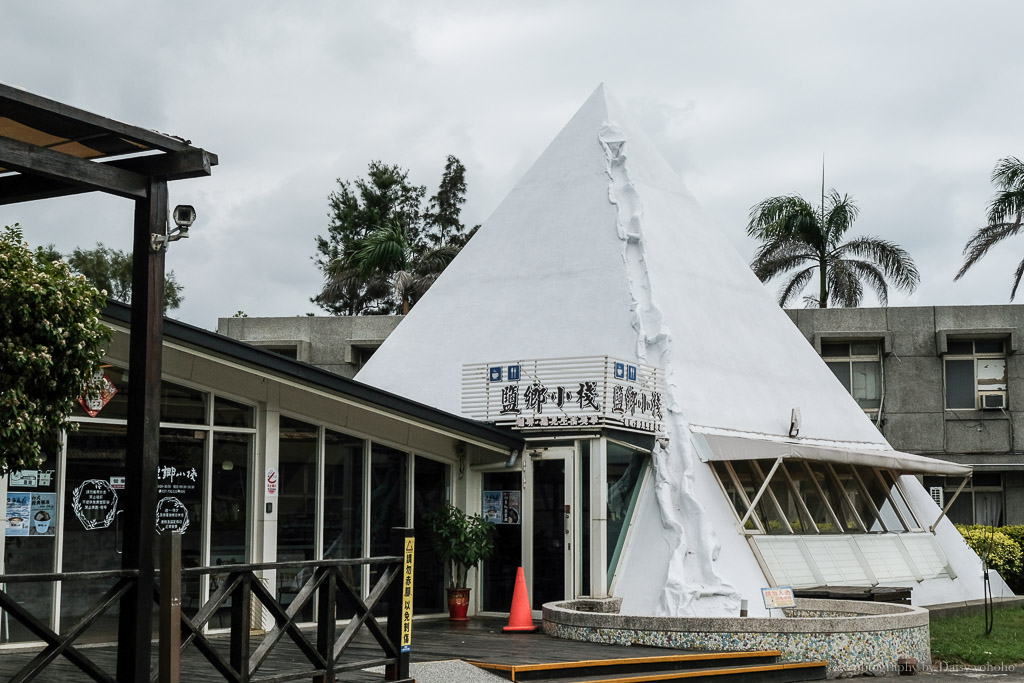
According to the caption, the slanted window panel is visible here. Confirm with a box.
[747,460,791,534]
[884,473,921,530]
[768,463,815,533]
[710,461,759,531]
[819,464,864,532]
[791,462,840,532]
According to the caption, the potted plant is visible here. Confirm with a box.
[426,502,496,620]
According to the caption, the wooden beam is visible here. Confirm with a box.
[0,135,147,199]
[0,148,217,205]
[117,177,167,683]
[0,82,195,154]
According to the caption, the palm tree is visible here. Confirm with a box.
[747,189,920,307]
[317,221,458,314]
[955,156,1024,299]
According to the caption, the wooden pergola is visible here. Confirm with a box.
[0,82,217,681]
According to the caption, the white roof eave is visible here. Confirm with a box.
[695,430,971,477]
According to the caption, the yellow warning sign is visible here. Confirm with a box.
[401,537,414,649]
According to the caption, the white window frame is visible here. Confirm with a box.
[821,340,884,413]
[943,339,1007,410]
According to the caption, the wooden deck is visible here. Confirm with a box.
[0,616,702,682]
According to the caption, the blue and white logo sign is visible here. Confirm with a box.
[614,362,625,379]
[489,366,503,382]
[508,365,521,381]
[627,365,637,382]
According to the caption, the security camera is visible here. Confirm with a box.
[172,205,196,229]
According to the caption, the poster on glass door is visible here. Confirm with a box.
[482,491,521,525]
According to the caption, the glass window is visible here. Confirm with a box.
[412,456,449,614]
[3,449,59,643]
[481,471,522,612]
[276,417,318,622]
[160,381,208,425]
[61,423,126,643]
[369,444,407,615]
[606,443,647,581]
[945,359,975,409]
[945,339,1008,409]
[323,430,364,619]
[72,363,130,421]
[157,429,206,613]
[210,432,251,625]
[213,397,254,428]
[823,341,882,411]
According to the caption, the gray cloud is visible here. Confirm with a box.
[3,0,1022,327]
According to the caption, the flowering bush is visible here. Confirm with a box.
[955,524,1024,588]
[0,224,109,474]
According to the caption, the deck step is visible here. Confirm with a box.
[497,661,828,683]
[468,652,827,682]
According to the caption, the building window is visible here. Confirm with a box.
[944,339,1007,410]
[822,341,882,412]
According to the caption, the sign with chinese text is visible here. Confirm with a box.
[463,356,666,434]
[401,537,414,652]
[761,586,796,609]
[156,497,190,533]
[30,493,56,536]
[6,492,30,536]
[482,491,521,524]
[72,479,118,530]
[77,372,118,417]
[266,468,279,496]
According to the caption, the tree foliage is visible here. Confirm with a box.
[63,243,184,310]
[313,156,477,315]
[955,156,1024,299]
[747,189,920,308]
[0,225,110,475]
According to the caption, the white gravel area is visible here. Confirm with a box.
[364,659,507,682]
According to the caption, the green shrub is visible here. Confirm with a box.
[0,225,109,474]
[997,525,1024,593]
[956,524,1023,590]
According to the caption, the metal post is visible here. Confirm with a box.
[159,530,181,683]
[385,527,414,682]
[117,177,167,683]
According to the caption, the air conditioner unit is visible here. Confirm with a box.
[981,393,1006,410]
[929,486,944,508]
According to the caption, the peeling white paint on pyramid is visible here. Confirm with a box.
[357,84,1003,616]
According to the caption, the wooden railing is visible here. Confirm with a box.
[0,527,415,683]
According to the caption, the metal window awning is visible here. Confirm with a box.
[696,431,971,477]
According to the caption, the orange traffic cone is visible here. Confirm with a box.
[503,566,538,632]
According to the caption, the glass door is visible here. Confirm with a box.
[529,448,575,609]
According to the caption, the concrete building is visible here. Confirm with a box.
[216,314,402,378]
[787,305,1024,526]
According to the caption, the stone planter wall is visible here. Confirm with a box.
[542,598,929,678]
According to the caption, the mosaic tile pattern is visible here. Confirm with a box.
[543,622,930,678]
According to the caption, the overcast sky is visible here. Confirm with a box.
[2,1,1021,329]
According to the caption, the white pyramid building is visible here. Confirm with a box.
[357,85,1002,616]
